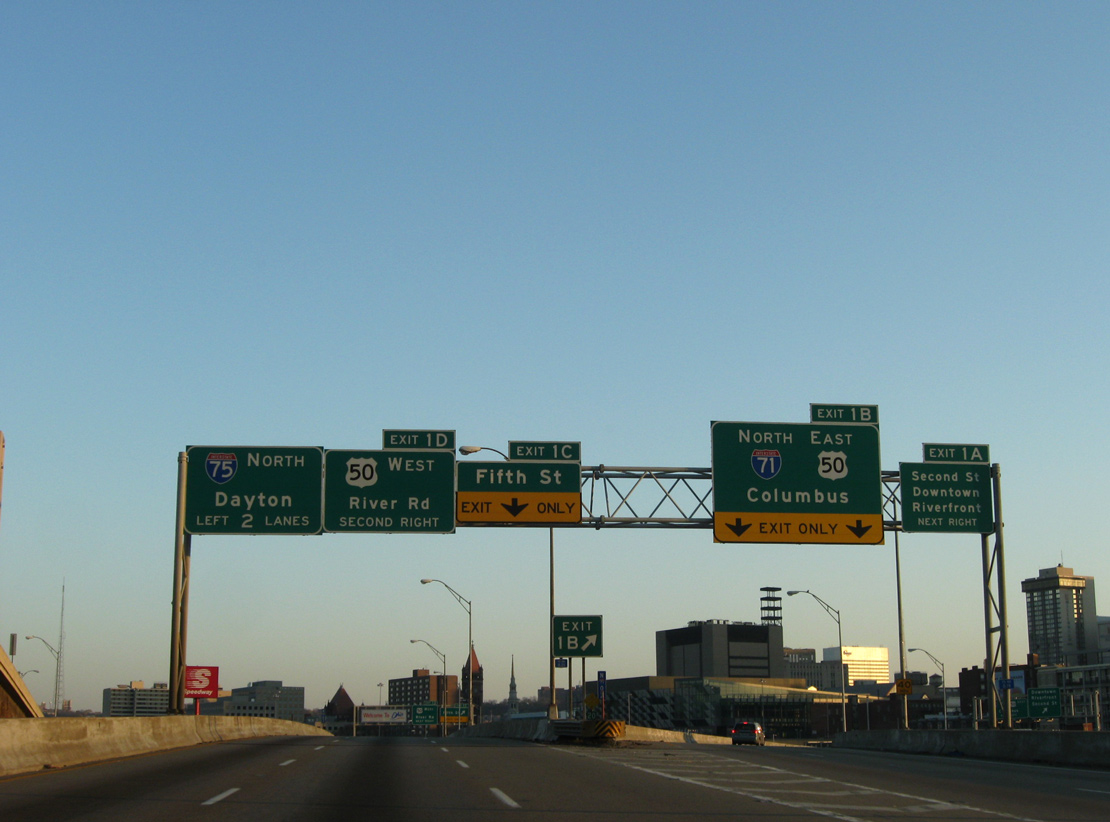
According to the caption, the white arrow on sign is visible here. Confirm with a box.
[581,635,597,651]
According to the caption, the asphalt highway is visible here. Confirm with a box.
[0,735,1107,821]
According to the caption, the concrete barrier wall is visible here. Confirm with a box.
[837,729,1110,768]
[623,726,731,745]
[452,719,730,746]
[0,716,332,777]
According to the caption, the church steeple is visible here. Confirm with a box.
[507,655,519,715]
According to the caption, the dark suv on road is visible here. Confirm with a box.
[730,720,766,745]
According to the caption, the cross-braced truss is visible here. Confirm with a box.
[515,466,907,530]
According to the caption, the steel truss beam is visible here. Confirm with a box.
[464,466,905,530]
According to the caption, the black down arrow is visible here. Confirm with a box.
[847,519,872,539]
[726,518,752,538]
[502,498,529,517]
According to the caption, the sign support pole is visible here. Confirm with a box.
[980,464,1009,729]
[994,465,1012,729]
[548,527,558,719]
[894,524,909,730]
[169,452,187,714]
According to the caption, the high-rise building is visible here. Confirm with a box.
[784,648,851,691]
[102,681,169,716]
[656,620,785,678]
[1022,565,1100,666]
[220,680,305,722]
[824,646,889,686]
[389,668,458,708]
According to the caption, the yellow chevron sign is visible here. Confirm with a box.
[713,512,883,544]
[456,491,580,524]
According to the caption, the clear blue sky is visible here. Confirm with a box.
[2,3,1107,711]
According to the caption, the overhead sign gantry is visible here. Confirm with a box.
[711,409,883,544]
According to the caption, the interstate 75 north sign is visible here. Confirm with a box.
[711,420,883,544]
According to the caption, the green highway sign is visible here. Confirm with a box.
[923,443,990,464]
[552,614,603,657]
[457,460,581,524]
[383,429,456,451]
[711,420,883,544]
[1027,687,1062,719]
[810,404,879,425]
[900,462,993,533]
[184,446,323,535]
[508,441,581,462]
[324,449,455,533]
[412,703,439,725]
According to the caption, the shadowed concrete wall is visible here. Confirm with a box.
[0,648,43,719]
[838,729,1110,768]
[0,716,331,777]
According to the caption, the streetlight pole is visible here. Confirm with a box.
[460,444,559,720]
[422,578,473,726]
[909,647,948,730]
[787,591,847,734]
[25,635,60,717]
[411,638,447,736]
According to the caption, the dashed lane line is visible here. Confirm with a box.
[201,788,239,806]
[490,788,520,809]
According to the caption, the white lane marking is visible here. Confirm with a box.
[314,746,325,750]
[490,788,520,809]
[441,747,450,752]
[1079,788,1110,795]
[202,788,239,806]
[554,748,1048,822]
[457,760,470,769]
[279,759,296,767]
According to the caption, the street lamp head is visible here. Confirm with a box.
[458,445,483,455]
[420,579,434,585]
[786,590,804,597]
[409,639,418,644]
[908,647,920,652]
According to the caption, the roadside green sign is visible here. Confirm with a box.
[900,462,993,533]
[382,429,456,451]
[412,703,439,725]
[1027,687,1062,719]
[508,441,581,462]
[711,420,883,544]
[456,460,581,524]
[184,446,323,535]
[810,404,879,425]
[323,449,455,533]
[923,443,990,464]
[552,614,603,657]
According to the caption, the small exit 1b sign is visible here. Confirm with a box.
[552,615,603,657]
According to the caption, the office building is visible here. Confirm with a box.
[220,680,304,722]
[102,681,169,716]
[656,620,785,678]
[1022,566,1100,666]
[389,668,458,708]
[825,646,889,686]
[784,648,847,692]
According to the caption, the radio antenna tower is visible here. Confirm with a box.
[53,580,66,715]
